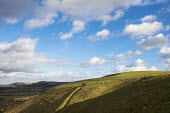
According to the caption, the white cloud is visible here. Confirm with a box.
[54,0,164,22]
[158,46,170,70]
[54,0,127,22]
[97,29,110,37]
[136,33,169,50]
[47,71,92,79]
[0,38,71,73]
[59,33,73,40]
[0,38,36,53]
[80,54,135,67]
[115,51,132,60]
[0,71,92,84]
[134,50,143,55]
[24,0,58,29]
[115,59,158,72]
[88,29,110,41]
[59,20,85,40]
[124,21,163,37]
[81,57,107,67]
[105,53,114,57]
[114,50,142,60]
[80,50,142,68]
[24,13,57,29]
[72,20,85,32]
[6,19,18,24]
[165,25,170,31]
[0,0,166,28]
[0,0,38,25]
[100,10,124,25]
[159,46,170,54]
[140,15,157,22]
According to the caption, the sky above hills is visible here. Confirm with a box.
[0,0,170,84]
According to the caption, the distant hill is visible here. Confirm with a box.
[5,71,170,113]
[27,81,67,88]
[10,82,33,87]
[0,81,67,88]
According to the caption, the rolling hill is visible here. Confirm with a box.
[0,82,67,112]
[4,71,170,113]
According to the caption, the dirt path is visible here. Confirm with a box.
[55,86,82,112]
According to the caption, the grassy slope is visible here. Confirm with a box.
[5,86,77,113]
[55,87,82,112]
[5,71,170,113]
[0,82,67,112]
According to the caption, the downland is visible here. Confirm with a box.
[3,71,170,113]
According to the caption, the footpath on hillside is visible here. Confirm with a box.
[55,86,82,112]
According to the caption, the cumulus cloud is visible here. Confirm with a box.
[72,20,85,32]
[54,0,164,22]
[81,57,107,67]
[136,33,169,50]
[24,0,58,29]
[0,0,38,25]
[0,71,92,84]
[1,0,166,28]
[0,38,72,73]
[59,33,73,40]
[140,15,157,22]
[158,46,170,70]
[59,20,85,40]
[115,50,142,60]
[115,59,158,72]
[88,29,110,41]
[47,71,92,79]
[24,13,57,29]
[124,21,163,37]
[159,46,170,55]
[100,10,124,25]
[115,51,133,60]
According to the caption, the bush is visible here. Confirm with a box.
[81,83,86,87]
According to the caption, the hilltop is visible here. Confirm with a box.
[4,71,170,113]
[0,82,33,88]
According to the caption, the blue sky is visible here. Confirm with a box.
[0,0,170,84]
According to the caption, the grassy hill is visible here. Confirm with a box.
[4,71,170,113]
[0,82,67,112]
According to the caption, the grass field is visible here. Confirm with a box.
[4,71,170,113]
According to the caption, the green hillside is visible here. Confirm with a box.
[0,82,67,112]
[5,71,170,113]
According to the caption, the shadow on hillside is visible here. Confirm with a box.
[57,76,170,113]
[103,73,122,77]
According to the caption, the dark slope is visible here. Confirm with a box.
[59,76,170,113]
